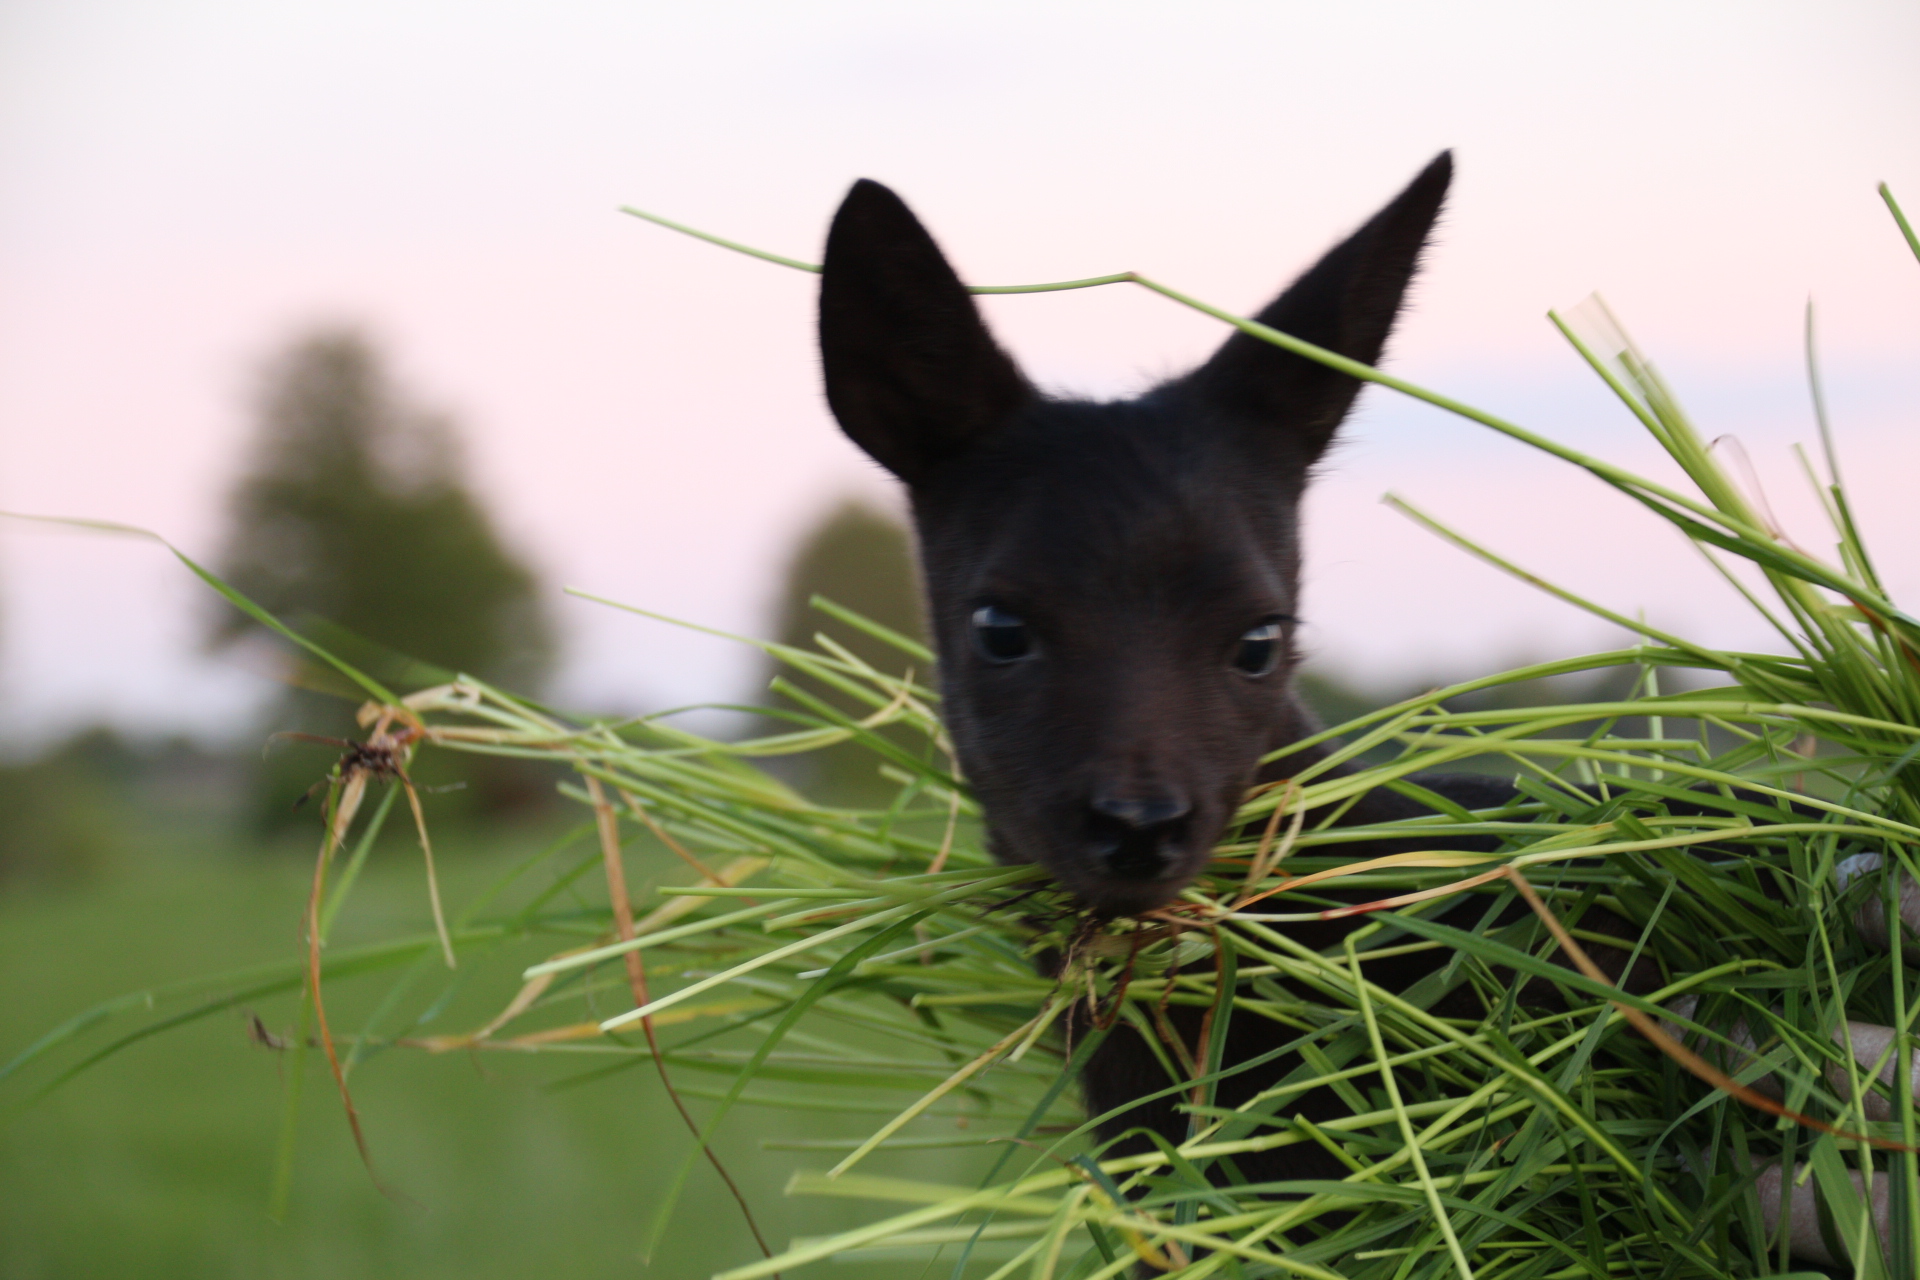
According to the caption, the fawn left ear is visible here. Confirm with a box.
[1187,151,1453,462]
[819,180,1031,486]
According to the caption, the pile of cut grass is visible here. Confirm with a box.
[8,187,1920,1280]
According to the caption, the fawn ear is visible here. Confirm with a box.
[1188,151,1452,462]
[819,180,1031,485]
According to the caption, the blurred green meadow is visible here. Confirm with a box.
[0,782,1010,1280]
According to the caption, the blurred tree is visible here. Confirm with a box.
[764,500,928,803]
[213,330,551,685]
[212,330,554,824]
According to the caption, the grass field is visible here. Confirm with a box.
[0,796,1010,1280]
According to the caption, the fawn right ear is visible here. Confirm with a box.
[1185,152,1453,465]
[819,180,1030,485]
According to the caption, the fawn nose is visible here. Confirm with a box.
[1086,794,1193,881]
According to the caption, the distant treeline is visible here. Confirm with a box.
[0,329,1646,885]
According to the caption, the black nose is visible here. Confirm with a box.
[1086,795,1193,881]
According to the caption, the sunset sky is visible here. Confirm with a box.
[2,1,1917,745]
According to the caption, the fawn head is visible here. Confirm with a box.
[818,155,1451,915]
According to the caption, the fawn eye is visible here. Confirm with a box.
[1232,619,1287,677]
[970,605,1034,663]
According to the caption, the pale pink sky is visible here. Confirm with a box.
[1,1,1917,745]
